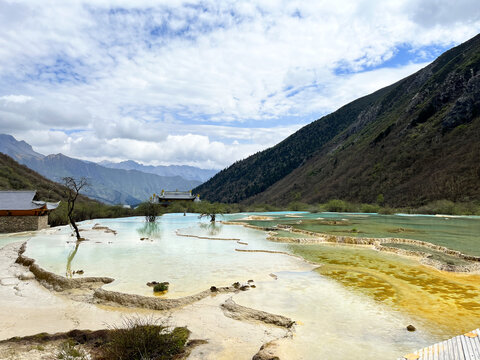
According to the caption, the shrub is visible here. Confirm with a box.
[166,201,186,213]
[324,199,350,212]
[102,317,189,360]
[417,200,455,215]
[48,201,135,227]
[137,200,161,222]
[287,201,309,211]
[360,203,380,213]
[57,340,90,360]
[415,199,480,215]
[153,283,169,292]
[378,206,397,215]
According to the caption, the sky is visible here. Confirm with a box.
[0,0,480,170]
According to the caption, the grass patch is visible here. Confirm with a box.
[102,317,190,360]
[57,339,90,360]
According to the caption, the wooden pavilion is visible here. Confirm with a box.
[156,190,200,206]
[0,190,59,233]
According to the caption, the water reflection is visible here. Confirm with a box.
[66,241,80,277]
[199,221,223,236]
[137,222,162,239]
[22,213,480,359]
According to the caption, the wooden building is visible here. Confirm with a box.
[0,190,59,233]
[156,190,200,205]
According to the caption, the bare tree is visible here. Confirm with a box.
[62,177,89,240]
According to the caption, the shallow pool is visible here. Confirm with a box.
[18,212,480,359]
[236,212,480,255]
[25,214,305,297]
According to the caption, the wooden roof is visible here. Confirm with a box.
[0,190,59,211]
[158,191,197,200]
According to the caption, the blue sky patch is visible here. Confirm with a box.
[334,43,453,76]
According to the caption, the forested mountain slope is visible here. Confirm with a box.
[0,153,95,204]
[194,83,394,202]
[195,33,480,207]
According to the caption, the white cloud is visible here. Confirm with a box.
[0,95,33,103]
[0,0,479,169]
[0,95,91,131]
[404,0,480,28]
[19,124,302,169]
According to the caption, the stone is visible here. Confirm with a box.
[232,282,241,289]
[0,277,19,286]
[210,286,218,292]
[221,298,295,328]
[19,272,35,281]
[406,325,416,332]
[0,215,48,233]
[239,285,250,291]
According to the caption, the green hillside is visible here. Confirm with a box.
[0,152,79,202]
[0,153,133,225]
[195,33,480,207]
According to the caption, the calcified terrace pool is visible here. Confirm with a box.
[21,212,480,359]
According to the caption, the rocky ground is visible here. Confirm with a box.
[0,241,293,359]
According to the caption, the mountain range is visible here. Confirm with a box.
[99,160,217,183]
[0,152,95,205]
[194,33,480,207]
[0,134,205,205]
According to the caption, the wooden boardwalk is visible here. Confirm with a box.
[398,328,480,360]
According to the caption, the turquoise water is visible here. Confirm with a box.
[0,232,32,249]
[25,214,298,297]
[383,242,472,266]
[234,212,480,255]
[13,212,480,359]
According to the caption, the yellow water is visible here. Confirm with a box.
[291,243,480,337]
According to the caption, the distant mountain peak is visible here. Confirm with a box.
[0,134,202,206]
[100,160,218,182]
[0,133,44,160]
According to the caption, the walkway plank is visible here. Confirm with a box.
[398,328,480,360]
[470,331,480,358]
[461,334,473,360]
